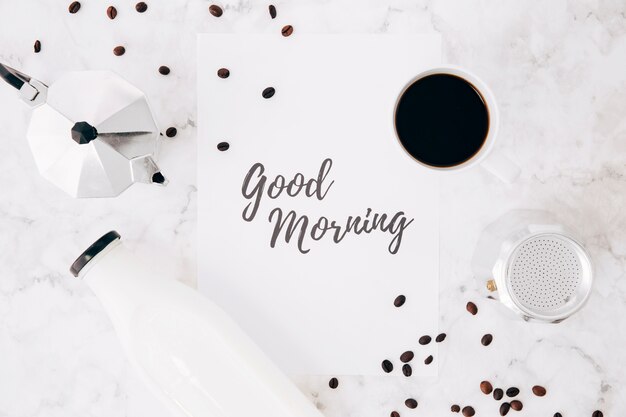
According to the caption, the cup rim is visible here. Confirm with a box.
[392,65,499,172]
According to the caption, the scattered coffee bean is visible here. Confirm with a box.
[451,404,461,413]
[381,359,393,373]
[34,40,41,53]
[493,388,504,400]
[390,411,400,417]
[268,4,277,19]
[481,334,493,346]
[394,294,406,307]
[532,385,546,397]
[281,24,294,37]
[217,141,230,151]
[402,364,412,377]
[435,333,446,343]
[506,387,519,398]
[209,4,223,17]
[68,1,81,14]
[217,68,230,79]
[159,66,170,75]
[405,399,418,409]
[466,301,478,315]
[135,2,147,12]
[592,411,603,417]
[418,335,431,345]
[424,355,433,365]
[328,377,338,389]
[480,380,493,395]
[400,351,414,363]
[461,406,475,417]
[107,6,117,19]
[262,87,276,99]
[113,46,126,56]
[510,400,523,411]
[554,413,563,417]
[165,127,177,137]
[499,402,511,416]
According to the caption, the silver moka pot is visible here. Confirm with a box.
[0,63,167,198]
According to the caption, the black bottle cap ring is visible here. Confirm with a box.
[70,231,121,277]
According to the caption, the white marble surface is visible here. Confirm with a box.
[0,1,625,416]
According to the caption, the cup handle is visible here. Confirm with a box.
[481,150,521,183]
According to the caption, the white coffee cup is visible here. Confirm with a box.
[394,65,520,183]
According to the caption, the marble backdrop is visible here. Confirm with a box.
[0,0,625,416]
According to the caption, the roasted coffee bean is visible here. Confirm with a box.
[506,387,519,397]
[466,301,478,315]
[554,413,563,417]
[390,411,400,417]
[435,333,446,343]
[418,335,431,345]
[159,66,170,75]
[499,402,510,416]
[328,377,338,389]
[209,4,223,17]
[509,400,523,411]
[402,364,412,377]
[217,141,230,151]
[480,380,493,395]
[268,4,277,19]
[381,359,393,373]
[592,411,603,417]
[262,87,276,99]
[394,294,406,307]
[424,355,433,365]
[165,127,177,137]
[135,2,148,12]
[217,68,230,79]
[493,388,504,400]
[461,406,475,417]
[404,398,417,409]
[532,385,546,397]
[281,24,294,37]
[451,404,461,413]
[481,334,493,346]
[68,1,81,13]
[107,6,117,19]
[113,46,126,56]
[400,351,414,363]
[34,40,41,53]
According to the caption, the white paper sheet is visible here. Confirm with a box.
[198,34,441,375]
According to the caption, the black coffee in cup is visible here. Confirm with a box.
[394,73,490,168]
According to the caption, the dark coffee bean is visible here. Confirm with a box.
[159,66,170,75]
[493,388,504,400]
[394,294,406,307]
[481,334,493,346]
[424,355,433,365]
[107,6,117,19]
[402,364,412,377]
[480,380,493,395]
[381,359,393,373]
[328,377,338,389]
[461,406,475,417]
[466,301,478,315]
[34,40,41,53]
[281,24,294,37]
[217,68,230,79]
[209,4,223,17]
[390,411,400,417]
[506,387,519,398]
[435,333,446,343]
[165,127,177,137]
[217,141,230,151]
[268,4,277,19]
[135,2,148,12]
[418,335,431,345]
[262,87,275,99]
[405,398,418,409]
[509,400,522,411]
[532,385,546,397]
[400,351,413,363]
[499,402,510,416]
[554,413,563,417]
[592,411,604,417]
[68,1,81,13]
[113,46,126,56]
[451,404,461,413]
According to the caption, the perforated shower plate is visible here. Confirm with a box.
[505,233,593,321]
